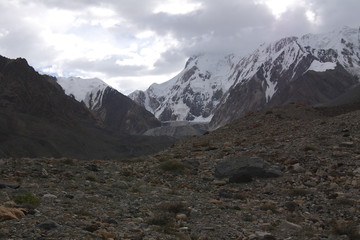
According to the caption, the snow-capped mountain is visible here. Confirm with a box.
[56,77,108,110]
[129,54,241,122]
[57,77,161,134]
[130,26,360,127]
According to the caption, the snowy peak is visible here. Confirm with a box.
[130,53,240,122]
[56,77,109,110]
[130,26,360,124]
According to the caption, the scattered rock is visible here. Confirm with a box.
[0,180,20,189]
[37,220,62,231]
[214,157,283,181]
[279,220,303,232]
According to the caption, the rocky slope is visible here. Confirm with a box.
[57,77,161,134]
[130,26,360,128]
[0,55,174,159]
[1,102,359,239]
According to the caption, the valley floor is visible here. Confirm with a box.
[1,104,360,240]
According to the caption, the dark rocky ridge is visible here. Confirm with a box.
[90,87,160,135]
[0,55,175,159]
[210,64,359,129]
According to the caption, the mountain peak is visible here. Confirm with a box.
[130,27,360,126]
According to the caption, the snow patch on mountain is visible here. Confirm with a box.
[307,60,337,72]
[57,77,109,109]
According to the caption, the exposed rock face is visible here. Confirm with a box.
[90,87,160,134]
[0,55,175,159]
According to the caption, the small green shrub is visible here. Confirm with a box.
[14,193,40,208]
[159,160,188,172]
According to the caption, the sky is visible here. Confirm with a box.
[0,0,359,94]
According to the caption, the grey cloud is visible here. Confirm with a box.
[1,0,359,93]
[62,56,148,77]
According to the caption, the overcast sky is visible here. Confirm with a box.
[0,0,359,94]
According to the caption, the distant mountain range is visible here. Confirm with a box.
[0,56,174,159]
[129,26,360,129]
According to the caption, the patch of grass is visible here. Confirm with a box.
[14,193,40,208]
[159,160,188,172]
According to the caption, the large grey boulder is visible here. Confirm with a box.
[214,157,282,183]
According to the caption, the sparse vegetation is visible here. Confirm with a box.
[159,160,188,172]
[14,193,40,208]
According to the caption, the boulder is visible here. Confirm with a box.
[0,180,20,189]
[214,157,282,183]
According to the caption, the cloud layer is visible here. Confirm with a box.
[0,0,359,94]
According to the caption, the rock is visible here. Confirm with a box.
[95,229,116,239]
[289,163,305,173]
[176,213,188,221]
[339,142,354,147]
[0,206,26,221]
[42,194,57,199]
[213,180,227,186]
[86,164,100,172]
[0,180,20,189]
[279,220,303,231]
[209,199,223,204]
[214,157,282,181]
[41,168,49,177]
[112,181,130,189]
[249,231,276,240]
[353,167,360,177]
[37,220,62,231]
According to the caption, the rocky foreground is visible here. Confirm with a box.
[1,103,360,240]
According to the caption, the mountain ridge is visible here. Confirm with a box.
[57,76,161,134]
[130,26,360,128]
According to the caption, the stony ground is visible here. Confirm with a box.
[1,103,360,240]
